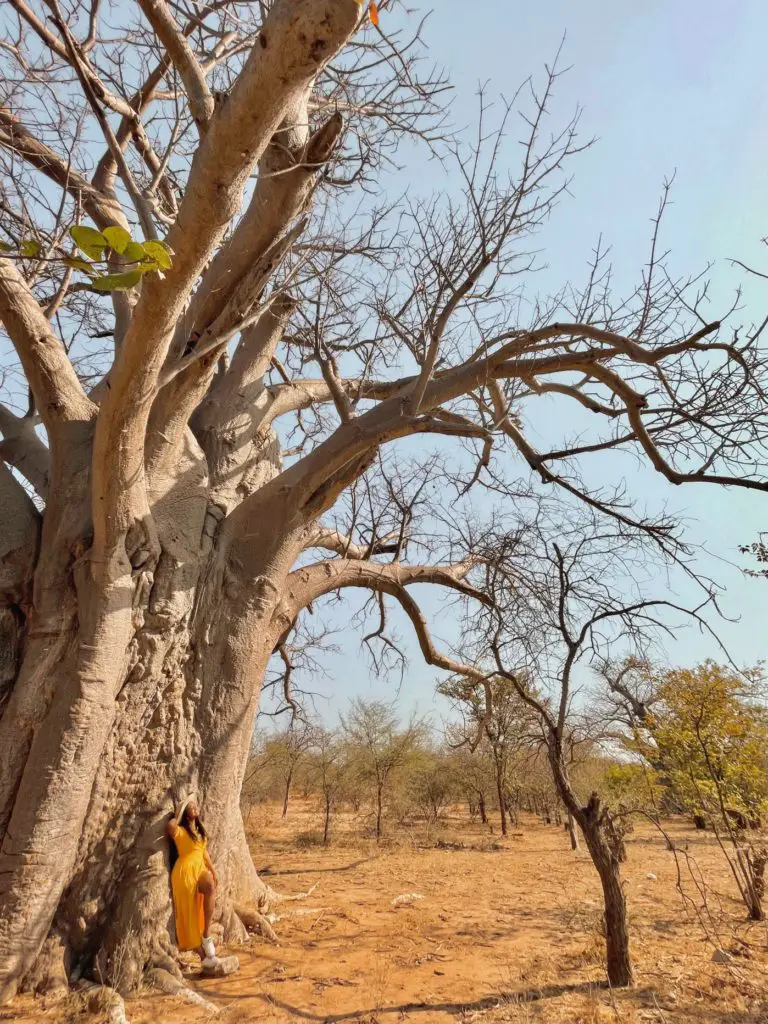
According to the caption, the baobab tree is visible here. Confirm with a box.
[0,0,767,1006]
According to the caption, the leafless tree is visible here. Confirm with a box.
[452,516,734,988]
[340,697,424,840]
[0,0,767,1005]
[310,727,346,845]
[441,674,538,836]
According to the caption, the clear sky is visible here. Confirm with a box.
[1,0,765,727]
[262,0,768,726]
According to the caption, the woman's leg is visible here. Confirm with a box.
[197,870,216,939]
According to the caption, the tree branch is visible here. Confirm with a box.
[0,405,49,498]
[0,260,95,433]
[301,525,399,560]
[91,0,360,569]
[137,0,215,133]
[0,107,124,230]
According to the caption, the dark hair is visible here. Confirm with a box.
[181,803,208,842]
[168,803,208,870]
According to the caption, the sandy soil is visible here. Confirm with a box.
[6,803,768,1023]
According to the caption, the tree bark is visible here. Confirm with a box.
[495,770,507,837]
[323,793,332,845]
[376,782,384,841]
[545,743,634,988]
[567,811,580,851]
[478,792,488,825]
[583,823,633,987]
[282,769,294,819]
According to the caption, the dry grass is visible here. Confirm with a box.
[4,803,768,1023]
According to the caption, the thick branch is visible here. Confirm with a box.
[0,406,49,499]
[92,0,359,566]
[147,106,344,457]
[0,260,95,433]
[301,525,399,560]
[137,0,215,132]
[285,557,485,617]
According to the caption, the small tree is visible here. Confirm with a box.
[446,741,494,825]
[441,675,536,836]
[625,662,768,920]
[407,747,456,826]
[311,728,347,845]
[456,519,723,988]
[270,722,317,819]
[341,698,424,841]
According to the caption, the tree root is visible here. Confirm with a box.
[221,901,249,945]
[149,942,184,984]
[80,981,129,1024]
[234,904,278,943]
[145,967,219,1014]
[20,930,69,996]
[267,881,318,904]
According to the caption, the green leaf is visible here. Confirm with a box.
[70,225,107,260]
[141,240,173,270]
[63,256,95,273]
[121,240,149,263]
[102,225,132,255]
[20,239,42,258]
[0,241,12,252]
[91,269,143,292]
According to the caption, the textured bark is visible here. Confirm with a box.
[0,0,362,1001]
[495,770,508,837]
[567,811,580,852]
[547,746,634,988]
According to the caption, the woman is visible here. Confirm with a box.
[167,794,219,962]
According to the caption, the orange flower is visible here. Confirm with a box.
[369,1,379,27]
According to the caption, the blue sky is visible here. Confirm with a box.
[262,0,768,726]
[1,1,765,727]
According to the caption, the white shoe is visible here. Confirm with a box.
[202,956,220,971]
[202,935,216,959]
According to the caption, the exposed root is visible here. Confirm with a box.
[149,941,184,984]
[221,901,249,945]
[268,881,319,904]
[145,967,219,1014]
[80,981,129,1024]
[234,904,279,943]
[20,930,69,996]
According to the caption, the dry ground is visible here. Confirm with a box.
[5,802,768,1023]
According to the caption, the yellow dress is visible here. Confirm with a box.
[171,825,207,950]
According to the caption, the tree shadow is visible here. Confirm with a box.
[251,980,615,1020]
[258,857,376,877]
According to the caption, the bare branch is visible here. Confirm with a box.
[137,0,215,133]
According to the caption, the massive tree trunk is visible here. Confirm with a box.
[0,0,364,1002]
[0,444,301,996]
